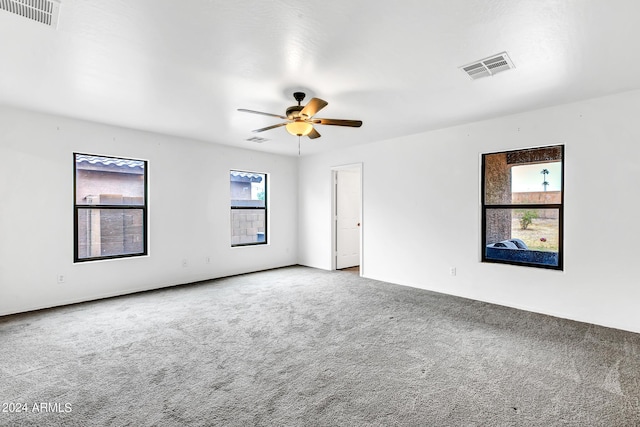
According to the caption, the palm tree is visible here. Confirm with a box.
[541,168,550,191]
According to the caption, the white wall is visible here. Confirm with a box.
[0,106,298,316]
[298,89,640,334]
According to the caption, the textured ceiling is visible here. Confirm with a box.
[1,0,640,156]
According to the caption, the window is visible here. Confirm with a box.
[230,170,267,246]
[481,145,563,269]
[74,153,147,262]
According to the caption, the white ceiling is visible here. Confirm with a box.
[2,0,640,156]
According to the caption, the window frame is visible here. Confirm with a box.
[73,152,148,262]
[481,145,564,270]
[230,170,267,247]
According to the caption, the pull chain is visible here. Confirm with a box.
[298,136,301,156]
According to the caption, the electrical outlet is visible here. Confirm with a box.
[182,259,188,268]
[57,274,65,283]
[449,267,456,277]
[205,256,211,264]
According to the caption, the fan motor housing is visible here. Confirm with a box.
[286,105,304,120]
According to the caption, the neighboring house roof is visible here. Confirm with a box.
[230,171,263,183]
[75,154,145,174]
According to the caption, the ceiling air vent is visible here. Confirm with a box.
[460,52,514,80]
[246,136,269,143]
[0,0,61,28]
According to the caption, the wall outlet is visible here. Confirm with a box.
[449,267,456,277]
[205,256,211,264]
[57,274,65,283]
[182,259,188,268]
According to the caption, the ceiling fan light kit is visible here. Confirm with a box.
[286,120,313,137]
[238,92,362,144]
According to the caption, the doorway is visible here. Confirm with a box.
[332,164,362,274]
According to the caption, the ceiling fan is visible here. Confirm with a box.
[238,92,362,139]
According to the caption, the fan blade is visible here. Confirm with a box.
[300,98,328,118]
[312,118,363,127]
[308,128,321,139]
[238,109,287,120]
[252,123,287,133]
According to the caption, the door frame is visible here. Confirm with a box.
[331,163,363,275]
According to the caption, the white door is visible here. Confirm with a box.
[336,169,361,269]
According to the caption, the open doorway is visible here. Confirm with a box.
[331,164,362,275]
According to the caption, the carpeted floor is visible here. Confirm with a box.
[1,266,639,426]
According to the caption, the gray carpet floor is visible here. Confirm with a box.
[1,265,640,426]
